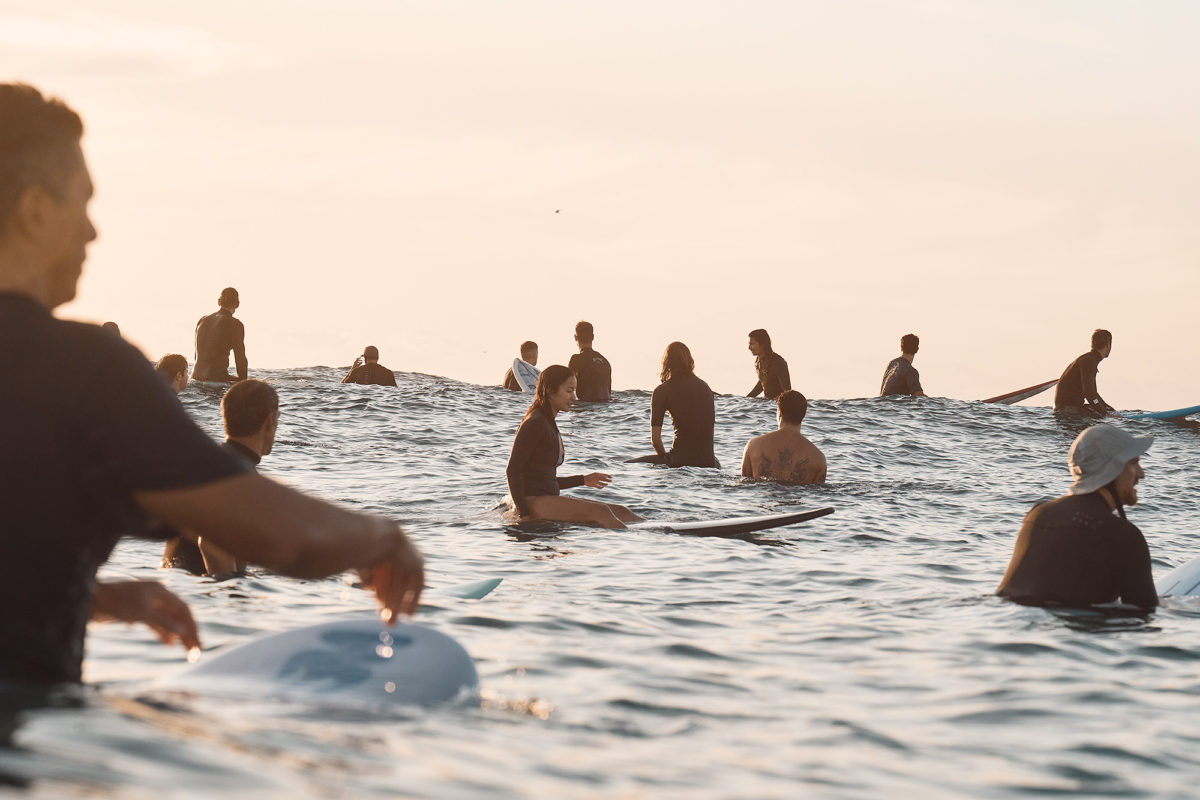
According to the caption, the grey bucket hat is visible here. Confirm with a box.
[1067,424,1153,495]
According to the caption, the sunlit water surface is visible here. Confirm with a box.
[5,368,1200,798]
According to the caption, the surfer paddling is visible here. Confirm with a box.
[879,333,925,397]
[747,328,791,400]
[505,365,642,528]
[741,391,827,484]
[628,341,719,468]
[503,340,538,391]
[1054,329,1115,417]
[0,84,423,691]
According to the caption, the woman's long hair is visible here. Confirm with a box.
[525,364,573,419]
[660,341,694,383]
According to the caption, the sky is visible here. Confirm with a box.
[4,1,1198,408]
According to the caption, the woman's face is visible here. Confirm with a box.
[549,375,577,413]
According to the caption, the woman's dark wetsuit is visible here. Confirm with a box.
[506,405,584,517]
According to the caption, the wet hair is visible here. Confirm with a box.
[363,345,379,360]
[900,333,919,355]
[520,340,538,358]
[777,390,809,425]
[155,353,188,379]
[575,320,594,343]
[525,364,573,419]
[222,379,279,437]
[219,287,239,307]
[660,341,695,383]
[749,329,772,352]
[1092,329,1112,350]
[0,83,84,236]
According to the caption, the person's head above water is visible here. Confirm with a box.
[660,341,695,383]
[0,83,94,309]
[218,286,239,311]
[222,379,279,455]
[527,364,575,418]
[520,340,538,365]
[574,320,594,348]
[362,345,380,363]
[748,329,772,356]
[155,353,189,393]
[1068,424,1151,516]
[1091,328,1112,358]
[900,333,919,356]
[776,390,809,427]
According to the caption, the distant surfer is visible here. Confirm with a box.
[627,341,719,468]
[996,424,1155,610]
[747,328,790,400]
[879,333,926,397]
[193,286,247,382]
[741,391,827,484]
[505,365,642,528]
[162,379,280,578]
[503,340,538,391]
[569,320,612,402]
[155,354,189,393]
[342,345,397,387]
[1053,329,1115,417]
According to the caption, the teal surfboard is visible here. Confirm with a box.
[1122,404,1200,421]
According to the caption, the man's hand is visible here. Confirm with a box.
[582,472,612,489]
[352,355,364,368]
[360,524,424,624]
[91,580,201,652]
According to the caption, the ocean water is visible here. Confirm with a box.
[4,367,1200,799]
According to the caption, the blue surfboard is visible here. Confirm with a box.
[1122,404,1200,421]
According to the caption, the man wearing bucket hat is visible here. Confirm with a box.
[996,424,1157,610]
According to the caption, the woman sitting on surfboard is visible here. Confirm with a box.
[505,365,642,529]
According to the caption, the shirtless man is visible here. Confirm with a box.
[503,340,538,391]
[741,390,827,484]
[154,353,189,393]
[193,287,247,382]
[342,345,397,387]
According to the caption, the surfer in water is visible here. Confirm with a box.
[505,365,642,528]
[741,390,827,484]
[627,341,719,468]
[503,340,538,391]
[747,328,791,400]
[879,333,925,397]
[155,354,189,393]
[1053,329,1115,417]
[342,345,397,387]
[996,424,1156,610]
[568,320,612,402]
[193,286,248,382]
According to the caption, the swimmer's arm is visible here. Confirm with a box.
[748,381,763,398]
[232,321,248,380]
[651,426,666,457]
[134,473,423,619]
[91,580,201,651]
[197,536,241,579]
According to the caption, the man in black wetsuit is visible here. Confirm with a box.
[747,328,791,400]
[628,341,719,468]
[568,321,612,402]
[996,424,1156,610]
[162,380,279,577]
[0,83,423,696]
[503,340,538,391]
[1054,329,1115,417]
[155,353,189,393]
[193,287,247,382]
[880,333,926,397]
[342,345,397,387]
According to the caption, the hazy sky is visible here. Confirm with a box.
[5,1,1198,408]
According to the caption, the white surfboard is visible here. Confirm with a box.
[1156,555,1200,597]
[512,358,540,393]
[158,616,477,708]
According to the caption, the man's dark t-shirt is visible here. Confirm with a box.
[1054,350,1104,411]
[996,493,1156,610]
[569,348,611,402]
[162,441,261,575]
[194,309,247,382]
[0,294,249,686]
[341,363,397,387]
[880,357,923,396]
[651,373,718,468]
[749,352,790,400]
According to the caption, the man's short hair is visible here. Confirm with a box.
[749,329,772,351]
[222,380,279,437]
[900,333,919,355]
[0,83,84,237]
[363,345,379,360]
[219,287,240,307]
[520,340,538,357]
[155,353,188,378]
[575,320,594,342]
[777,390,808,425]
[1091,329,1112,350]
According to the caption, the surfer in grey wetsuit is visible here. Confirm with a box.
[996,424,1156,611]
[503,341,538,391]
[505,365,642,528]
[1053,329,1115,417]
[747,328,791,400]
[342,345,397,387]
[193,287,247,382]
[568,320,612,402]
[628,341,719,468]
[879,333,925,397]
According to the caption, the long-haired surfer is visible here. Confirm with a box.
[627,341,719,468]
[505,365,642,528]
